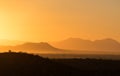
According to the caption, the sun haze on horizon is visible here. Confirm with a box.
[0,0,120,43]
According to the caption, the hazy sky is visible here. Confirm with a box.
[0,0,120,42]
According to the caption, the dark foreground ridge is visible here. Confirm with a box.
[0,52,120,76]
[0,52,78,76]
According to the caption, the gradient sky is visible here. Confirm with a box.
[0,0,120,42]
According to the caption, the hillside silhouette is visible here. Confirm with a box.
[51,38,120,51]
[0,42,63,53]
[0,52,120,76]
[0,52,78,76]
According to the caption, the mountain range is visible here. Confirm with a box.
[0,38,120,54]
[50,38,120,51]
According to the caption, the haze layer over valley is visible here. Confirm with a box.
[0,38,120,55]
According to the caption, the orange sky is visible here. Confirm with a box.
[0,0,120,42]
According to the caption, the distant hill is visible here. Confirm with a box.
[1,38,120,54]
[51,38,120,51]
[0,42,63,53]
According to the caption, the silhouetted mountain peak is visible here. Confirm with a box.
[22,42,52,47]
[94,38,120,45]
[9,42,61,53]
[51,38,120,51]
[64,38,92,42]
[61,38,92,46]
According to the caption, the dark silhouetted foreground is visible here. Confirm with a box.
[0,52,120,76]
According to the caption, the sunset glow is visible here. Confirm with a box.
[0,1,120,75]
[0,0,120,43]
